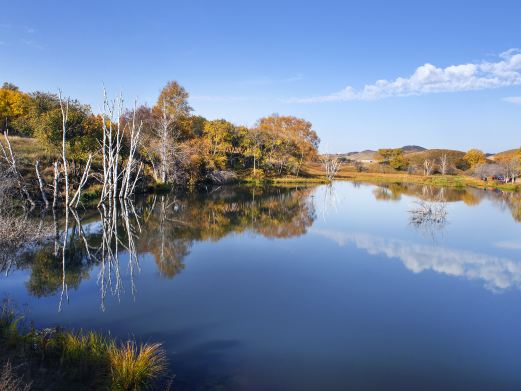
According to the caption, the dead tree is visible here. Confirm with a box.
[320,154,342,181]
[98,92,144,205]
[69,154,93,207]
[35,161,50,208]
[439,153,450,175]
[0,131,35,208]
[58,91,71,207]
[52,161,61,209]
[58,91,92,208]
[423,159,434,176]
[119,101,143,199]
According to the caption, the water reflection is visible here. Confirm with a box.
[10,186,316,309]
[372,182,521,222]
[3,182,521,309]
[314,228,521,292]
[408,191,448,241]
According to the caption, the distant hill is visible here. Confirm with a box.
[405,149,466,166]
[401,145,427,153]
[347,150,378,161]
[340,145,426,161]
[489,149,519,161]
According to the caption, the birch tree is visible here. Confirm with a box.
[152,81,192,184]
[439,153,450,175]
[423,159,434,176]
[58,91,92,208]
[0,130,35,208]
[320,153,342,181]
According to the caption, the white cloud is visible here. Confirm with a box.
[503,96,521,105]
[313,228,521,292]
[291,49,521,103]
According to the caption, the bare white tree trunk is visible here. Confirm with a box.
[35,160,49,208]
[0,131,35,208]
[69,153,92,207]
[320,154,342,181]
[155,101,181,184]
[58,90,70,207]
[423,159,434,176]
[52,161,61,209]
[120,101,143,199]
[99,91,126,205]
[439,153,449,175]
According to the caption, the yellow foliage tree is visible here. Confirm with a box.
[463,148,486,168]
[0,87,30,132]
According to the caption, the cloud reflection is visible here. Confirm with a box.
[313,228,521,292]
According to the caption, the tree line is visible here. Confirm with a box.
[0,81,320,209]
[373,147,521,181]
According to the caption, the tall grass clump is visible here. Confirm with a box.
[0,299,24,346]
[108,341,167,391]
[61,331,111,384]
[0,301,169,390]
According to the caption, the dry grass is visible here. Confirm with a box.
[108,342,167,391]
[0,300,169,391]
[0,362,31,391]
[6,136,58,163]
[303,162,520,191]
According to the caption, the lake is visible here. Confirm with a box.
[2,182,521,391]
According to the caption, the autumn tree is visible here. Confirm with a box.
[0,84,30,134]
[378,148,408,170]
[254,114,319,176]
[152,81,193,183]
[463,149,487,169]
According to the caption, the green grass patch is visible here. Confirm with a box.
[0,300,169,390]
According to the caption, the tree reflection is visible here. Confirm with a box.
[10,186,316,308]
[371,182,521,223]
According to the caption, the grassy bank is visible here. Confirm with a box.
[0,301,169,391]
[332,172,519,191]
[302,163,520,192]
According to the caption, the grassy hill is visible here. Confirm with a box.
[490,149,520,161]
[405,149,466,166]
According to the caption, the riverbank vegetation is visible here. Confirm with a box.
[2,81,520,213]
[308,144,521,192]
[0,299,168,390]
[0,81,320,211]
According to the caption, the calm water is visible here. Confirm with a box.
[2,183,521,390]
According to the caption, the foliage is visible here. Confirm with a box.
[154,80,192,120]
[0,85,30,134]
[377,148,409,170]
[254,114,320,175]
[463,148,487,168]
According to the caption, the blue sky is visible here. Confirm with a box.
[1,0,520,153]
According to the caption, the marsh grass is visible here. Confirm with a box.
[0,301,169,390]
[109,342,167,391]
[0,300,24,347]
